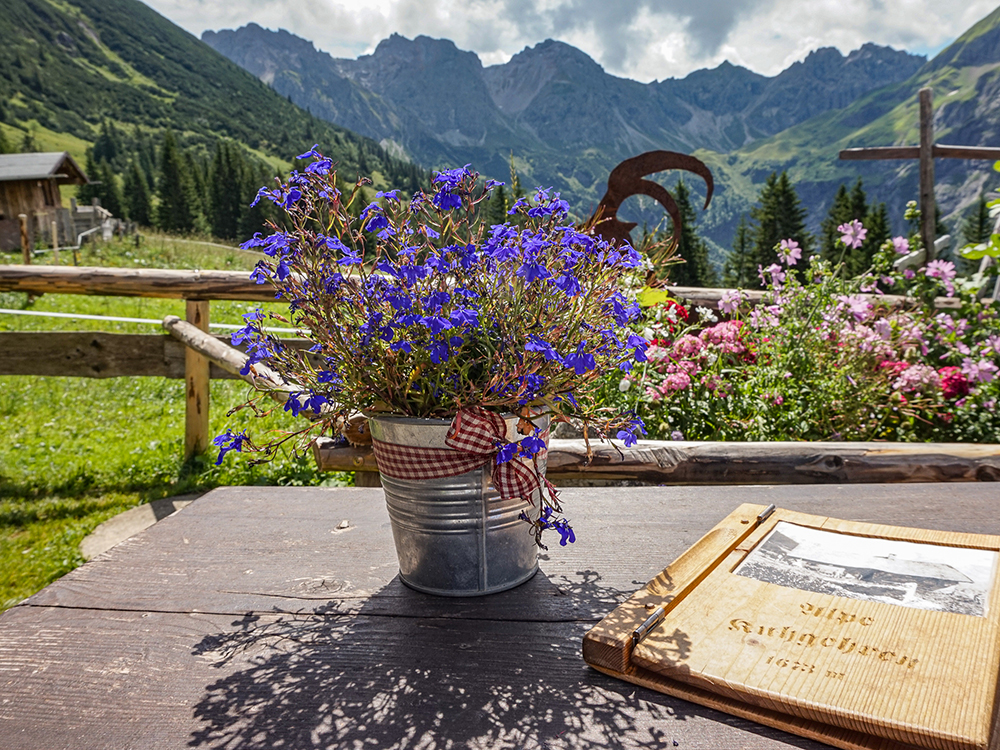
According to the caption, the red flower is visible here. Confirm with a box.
[938,366,970,399]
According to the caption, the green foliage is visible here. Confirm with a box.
[0,127,9,155]
[723,214,754,287]
[614,241,1000,443]
[749,171,811,283]
[664,179,717,287]
[122,159,152,225]
[964,194,991,246]
[155,130,198,233]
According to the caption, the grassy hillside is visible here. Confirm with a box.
[0,0,424,190]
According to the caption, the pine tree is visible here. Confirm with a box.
[76,150,101,206]
[485,183,508,226]
[238,161,273,240]
[750,171,811,280]
[849,179,867,224]
[155,130,196,234]
[856,202,890,276]
[724,215,754,287]
[19,129,39,153]
[667,179,716,287]
[123,160,152,226]
[96,159,124,219]
[209,141,246,240]
[963,195,992,246]
[92,120,123,169]
[820,184,854,263]
[0,128,9,155]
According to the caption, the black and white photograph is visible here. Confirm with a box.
[734,522,999,616]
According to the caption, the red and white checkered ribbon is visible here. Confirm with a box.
[371,407,547,503]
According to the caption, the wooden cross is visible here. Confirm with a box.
[839,87,1000,259]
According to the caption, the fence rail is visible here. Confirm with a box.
[0,265,964,309]
[0,265,992,478]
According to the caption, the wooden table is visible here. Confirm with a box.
[1,483,997,749]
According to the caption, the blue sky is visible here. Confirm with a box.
[142,0,997,81]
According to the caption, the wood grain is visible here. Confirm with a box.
[184,300,210,458]
[0,264,274,301]
[4,485,1000,750]
[314,437,1000,484]
[919,88,937,259]
[0,331,313,379]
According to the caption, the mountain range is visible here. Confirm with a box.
[204,12,1000,260]
[0,0,420,200]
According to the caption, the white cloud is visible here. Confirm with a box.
[142,0,1000,80]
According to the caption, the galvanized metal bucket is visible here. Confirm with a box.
[368,414,547,597]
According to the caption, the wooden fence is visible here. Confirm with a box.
[1,265,997,484]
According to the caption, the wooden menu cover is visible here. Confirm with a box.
[583,504,1000,750]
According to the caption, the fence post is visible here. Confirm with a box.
[184,300,211,459]
[51,219,60,264]
[18,214,31,264]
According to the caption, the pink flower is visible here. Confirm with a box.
[672,334,704,358]
[903,268,915,280]
[758,263,786,288]
[892,236,910,255]
[773,395,784,405]
[838,219,867,250]
[718,289,745,315]
[984,335,1000,356]
[836,294,872,322]
[924,260,956,296]
[777,239,802,266]
[962,358,999,384]
[892,364,940,393]
[663,372,691,392]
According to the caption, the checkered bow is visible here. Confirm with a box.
[371,406,548,503]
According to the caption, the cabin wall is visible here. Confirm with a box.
[0,179,60,220]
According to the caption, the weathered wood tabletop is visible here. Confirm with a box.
[1,483,998,750]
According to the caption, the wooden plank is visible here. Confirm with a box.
[919,88,936,260]
[313,437,1000,484]
[0,265,966,310]
[933,145,1000,160]
[3,485,999,750]
[839,147,921,161]
[839,145,1000,164]
[21,484,1000,619]
[184,300,210,458]
[0,605,823,750]
[0,264,274,301]
[0,331,313,379]
[18,213,30,263]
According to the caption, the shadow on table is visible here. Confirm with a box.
[187,569,812,749]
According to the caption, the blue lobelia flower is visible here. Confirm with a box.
[427,338,451,364]
[213,429,248,465]
[421,315,453,335]
[518,434,546,456]
[495,442,519,464]
[616,430,638,447]
[525,335,560,362]
[552,272,581,296]
[562,342,596,375]
[517,260,550,283]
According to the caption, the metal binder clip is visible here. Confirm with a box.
[756,504,776,525]
[631,605,667,648]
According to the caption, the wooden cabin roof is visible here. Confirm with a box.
[0,152,89,185]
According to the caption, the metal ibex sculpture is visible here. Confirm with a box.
[585,151,714,283]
